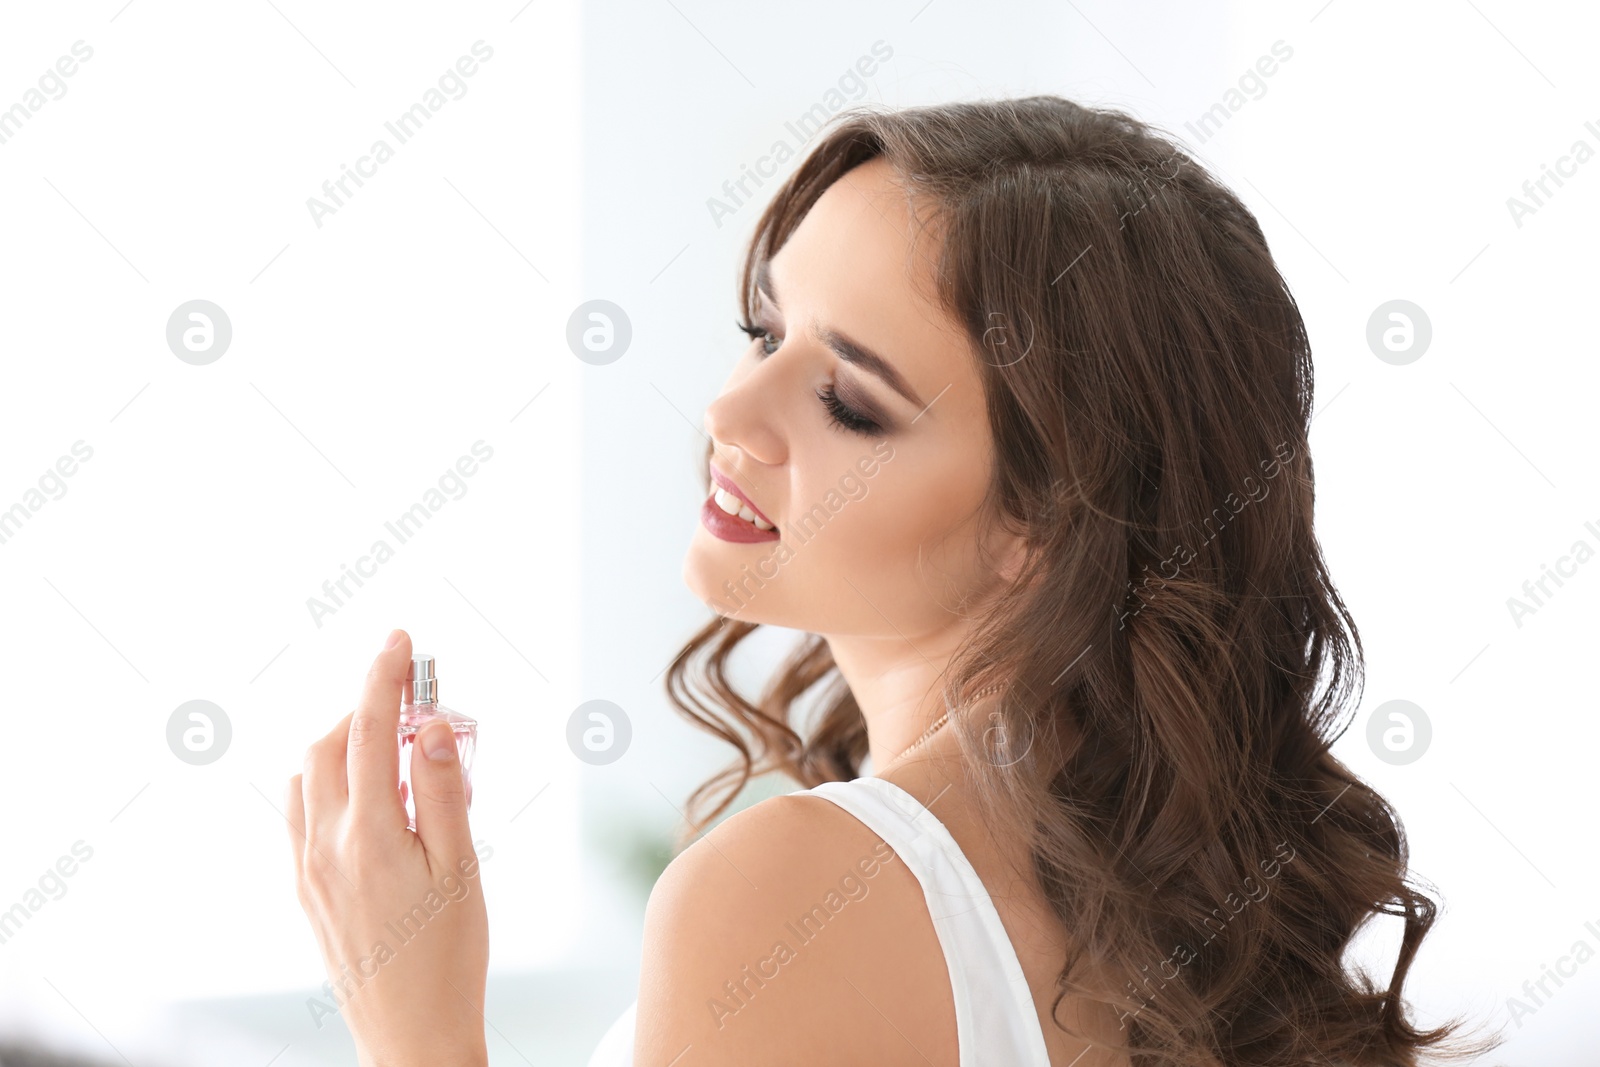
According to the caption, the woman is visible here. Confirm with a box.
[288,97,1495,1066]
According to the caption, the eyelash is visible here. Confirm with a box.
[735,319,884,437]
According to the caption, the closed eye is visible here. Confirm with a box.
[735,319,884,437]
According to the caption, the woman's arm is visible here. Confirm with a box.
[287,629,490,1067]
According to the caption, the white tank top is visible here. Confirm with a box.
[586,775,1054,1066]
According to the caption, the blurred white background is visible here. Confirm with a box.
[0,0,1594,1063]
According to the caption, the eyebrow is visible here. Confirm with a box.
[755,260,926,410]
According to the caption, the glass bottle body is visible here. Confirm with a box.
[397,701,477,831]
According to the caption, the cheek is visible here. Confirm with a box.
[796,444,986,589]
[876,475,977,570]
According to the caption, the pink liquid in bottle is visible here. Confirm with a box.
[397,653,477,830]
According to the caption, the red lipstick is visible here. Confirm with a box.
[708,464,777,527]
[703,463,780,543]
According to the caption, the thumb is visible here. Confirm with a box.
[412,720,473,857]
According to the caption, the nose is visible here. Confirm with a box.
[703,361,786,468]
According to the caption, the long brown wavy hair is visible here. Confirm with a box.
[662,96,1496,1067]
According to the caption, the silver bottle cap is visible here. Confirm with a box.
[410,654,437,705]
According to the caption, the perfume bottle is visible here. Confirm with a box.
[397,653,477,831]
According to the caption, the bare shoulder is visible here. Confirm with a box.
[634,787,957,1066]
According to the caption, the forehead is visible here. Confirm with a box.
[765,159,976,409]
[771,158,939,304]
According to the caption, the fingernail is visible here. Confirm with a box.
[423,722,455,761]
[385,629,404,650]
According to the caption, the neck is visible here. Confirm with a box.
[823,626,970,770]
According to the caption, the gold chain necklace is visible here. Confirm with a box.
[887,681,1007,765]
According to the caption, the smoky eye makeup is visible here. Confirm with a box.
[830,374,891,429]
[746,282,904,435]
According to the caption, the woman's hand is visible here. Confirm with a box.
[286,629,489,1067]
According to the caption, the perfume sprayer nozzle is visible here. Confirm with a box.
[410,654,437,704]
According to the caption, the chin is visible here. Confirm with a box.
[680,540,780,624]
[680,541,730,609]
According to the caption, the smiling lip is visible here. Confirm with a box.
[701,496,780,542]
[703,464,780,544]
[708,464,777,528]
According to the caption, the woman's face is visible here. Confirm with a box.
[681,156,1024,639]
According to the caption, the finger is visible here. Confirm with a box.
[348,628,411,818]
[303,710,353,827]
[410,720,475,863]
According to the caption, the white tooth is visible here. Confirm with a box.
[714,485,773,530]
